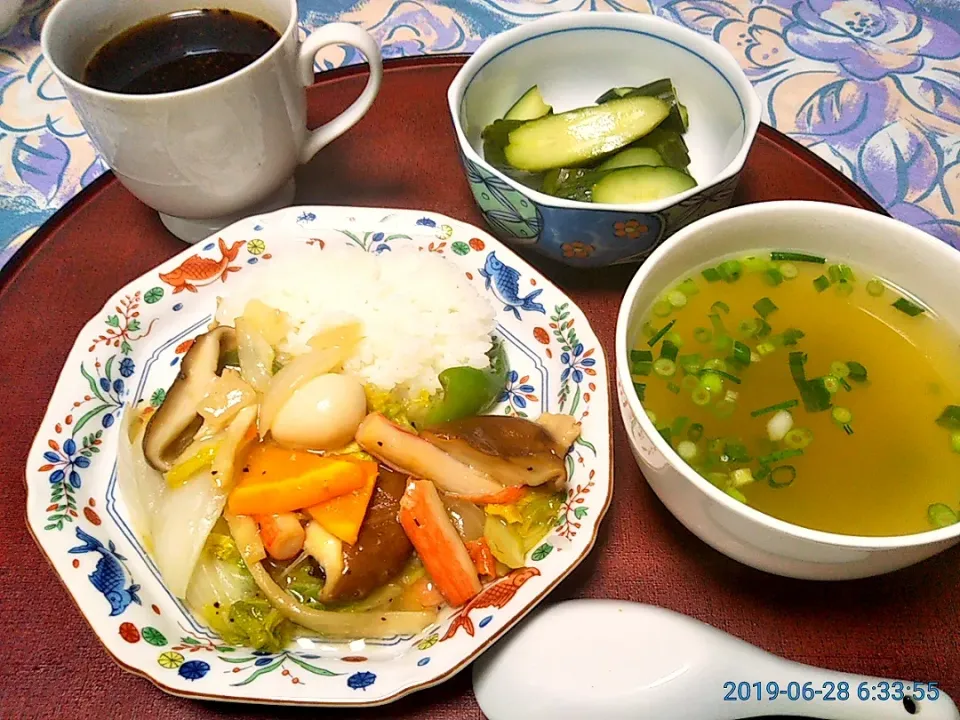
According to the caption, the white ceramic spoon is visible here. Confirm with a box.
[473,600,958,720]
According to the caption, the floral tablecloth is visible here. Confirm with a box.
[1,0,958,269]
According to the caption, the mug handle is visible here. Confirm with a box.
[297,23,383,165]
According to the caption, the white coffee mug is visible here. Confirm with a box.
[41,0,382,242]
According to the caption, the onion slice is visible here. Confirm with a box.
[235,318,274,393]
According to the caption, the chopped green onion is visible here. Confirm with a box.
[802,377,833,412]
[704,358,727,372]
[677,440,698,460]
[693,327,712,344]
[671,416,689,436]
[658,427,673,445]
[709,313,727,335]
[732,341,751,366]
[676,278,700,296]
[839,377,852,392]
[866,278,885,297]
[730,468,755,488]
[678,353,703,375]
[771,251,825,264]
[713,334,733,353]
[723,442,751,463]
[843,424,854,435]
[781,328,805,346]
[714,400,737,418]
[717,260,743,283]
[725,487,748,503]
[763,268,784,286]
[753,297,778,318]
[666,382,681,394]
[647,319,676,347]
[665,331,684,348]
[631,349,652,376]
[659,340,679,362]
[952,432,960,454]
[928,503,959,528]
[700,369,741,385]
[691,386,712,406]
[935,405,960,430]
[738,318,760,338]
[836,279,854,297]
[813,275,831,292]
[768,465,797,488]
[681,374,701,391]
[631,362,652,376]
[701,267,721,282]
[705,472,728,488]
[779,262,798,279]
[699,373,723,394]
[688,423,704,442]
[653,358,677,377]
[756,341,776,356]
[711,301,730,315]
[823,375,841,394]
[741,256,768,273]
[892,296,925,316]
[789,352,832,412]
[667,290,688,308]
[827,264,843,283]
[755,318,772,338]
[653,300,673,317]
[839,264,855,282]
[846,361,868,382]
[831,406,853,425]
[642,322,658,338]
[829,361,850,378]
[783,428,813,449]
[758,448,804,465]
[750,399,799,417]
[646,409,657,423]
[631,349,653,364]
[633,382,646,401]
[754,466,771,481]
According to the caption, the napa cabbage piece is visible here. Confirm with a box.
[187,529,296,653]
[484,489,564,568]
[117,405,229,598]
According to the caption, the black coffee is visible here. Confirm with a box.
[83,8,281,95]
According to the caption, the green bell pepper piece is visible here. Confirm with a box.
[421,339,508,427]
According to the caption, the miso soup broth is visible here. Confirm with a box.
[630,251,960,536]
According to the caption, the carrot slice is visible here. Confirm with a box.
[305,460,379,545]
[399,479,481,608]
[227,459,365,515]
[465,537,498,579]
[254,512,305,560]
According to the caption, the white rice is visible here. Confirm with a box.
[215,246,497,399]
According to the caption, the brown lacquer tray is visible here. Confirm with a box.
[4,56,955,720]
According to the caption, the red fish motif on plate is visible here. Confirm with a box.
[159,238,244,294]
[441,567,540,641]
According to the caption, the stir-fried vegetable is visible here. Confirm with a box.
[418,339,508,427]
[306,460,379,545]
[483,489,564,568]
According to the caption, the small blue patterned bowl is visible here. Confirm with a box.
[447,12,761,269]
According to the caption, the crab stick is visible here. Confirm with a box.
[399,479,482,608]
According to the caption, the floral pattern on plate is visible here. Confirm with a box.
[25,205,611,706]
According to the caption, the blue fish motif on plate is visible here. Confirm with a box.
[479,252,545,320]
[69,527,141,616]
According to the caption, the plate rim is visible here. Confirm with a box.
[24,203,615,707]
